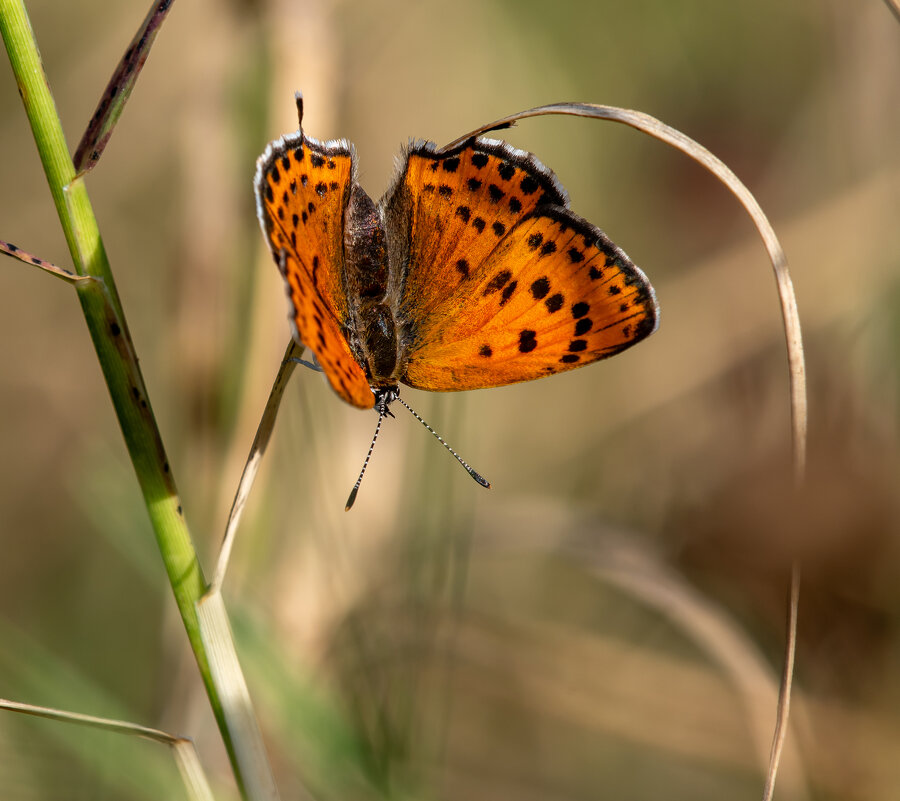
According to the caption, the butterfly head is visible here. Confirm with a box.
[373,386,399,418]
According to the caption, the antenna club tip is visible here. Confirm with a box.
[472,472,491,489]
[345,487,359,511]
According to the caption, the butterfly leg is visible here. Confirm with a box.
[287,355,324,373]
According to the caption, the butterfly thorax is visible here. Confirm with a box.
[342,184,401,390]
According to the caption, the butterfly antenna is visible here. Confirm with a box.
[394,396,491,490]
[294,91,304,129]
[345,409,387,511]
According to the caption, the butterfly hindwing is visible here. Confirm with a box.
[384,140,658,392]
[275,248,375,408]
[256,131,375,408]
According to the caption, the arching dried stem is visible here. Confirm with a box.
[441,102,807,800]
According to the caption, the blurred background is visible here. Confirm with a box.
[0,0,898,798]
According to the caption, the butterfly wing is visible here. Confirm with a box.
[256,131,375,408]
[380,138,658,391]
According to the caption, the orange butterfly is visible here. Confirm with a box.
[255,95,659,505]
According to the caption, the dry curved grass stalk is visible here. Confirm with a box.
[0,698,215,801]
[441,102,807,800]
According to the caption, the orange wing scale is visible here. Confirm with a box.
[257,133,375,408]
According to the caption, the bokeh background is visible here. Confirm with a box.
[1,0,898,798]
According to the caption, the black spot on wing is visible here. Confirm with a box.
[571,302,589,318]
[545,293,564,313]
[530,277,550,299]
[574,318,593,336]
[499,280,517,306]
[518,329,537,353]
[483,270,512,294]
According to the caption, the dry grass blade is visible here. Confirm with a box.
[0,698,215,801]
[883,0,900,23]
[572,536,809,800]
[211,338,303,593]
[72,0,175,174]
[763,562,801,801]
[0,237,87,284]
[443,102,808,800]
[196,590,281,801]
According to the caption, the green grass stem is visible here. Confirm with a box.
[0,1,248,794]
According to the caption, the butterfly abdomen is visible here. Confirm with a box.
[360,305,400,386]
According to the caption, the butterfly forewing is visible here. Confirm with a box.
[387,142,658,392]
[382,138,566,338]
[256,132,375,408]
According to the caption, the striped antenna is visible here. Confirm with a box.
[345,408,387,511]
[393,396,491,490]
[345,390,490,510]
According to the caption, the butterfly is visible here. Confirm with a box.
[255,95,659,505]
